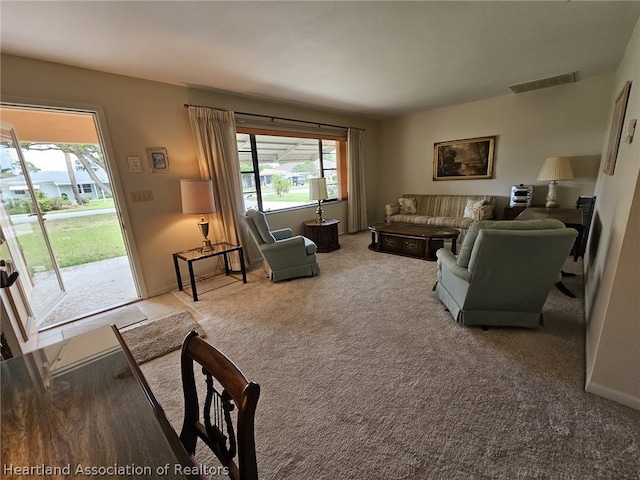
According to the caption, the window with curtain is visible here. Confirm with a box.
[237,130,347,212]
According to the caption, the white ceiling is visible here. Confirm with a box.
[2,1,639,119]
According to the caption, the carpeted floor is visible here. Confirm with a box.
[140,232,640,480]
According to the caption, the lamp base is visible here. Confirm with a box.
[201,238,215,252]
[198,218,214,251]
[545,180,559,208]
[315,202,325,223]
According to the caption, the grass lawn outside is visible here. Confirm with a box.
[13,212,126,272]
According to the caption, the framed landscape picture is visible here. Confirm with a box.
[434,136,496,180]
[603,81,631,176]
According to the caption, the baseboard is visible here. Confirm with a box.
[586,381,640,411]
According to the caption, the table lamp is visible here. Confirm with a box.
[309,177,328,223]
[180,179,216,251]
[537,156,574,208]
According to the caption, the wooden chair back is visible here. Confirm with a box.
[180,331,260,480]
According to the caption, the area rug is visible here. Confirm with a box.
[120,310,205,364]
[62,305,146,339]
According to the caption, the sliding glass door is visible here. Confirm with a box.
[0,123,65,341]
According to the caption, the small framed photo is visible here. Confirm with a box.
[146,147,170,173]
[434,136,496,180]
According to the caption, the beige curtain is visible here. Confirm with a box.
[347,128,368,233]
[187,106,248,265]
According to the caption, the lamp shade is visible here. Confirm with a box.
[180,179,216,214]
[537,157,574,181]
[309,177,328,201]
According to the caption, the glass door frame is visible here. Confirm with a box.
[0,98,146,349]
[1,122,67,328]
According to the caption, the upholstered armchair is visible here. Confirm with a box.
[434,219,578,328]
[242,209,320,282]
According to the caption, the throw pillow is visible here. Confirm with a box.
[247,209,276,244]
[398,198,417,214]
[463,199,485,219]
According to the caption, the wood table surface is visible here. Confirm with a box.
[1,326,199,479]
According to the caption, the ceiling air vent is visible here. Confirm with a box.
[509,72,577,94]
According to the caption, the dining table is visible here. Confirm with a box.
[1,325,200,479]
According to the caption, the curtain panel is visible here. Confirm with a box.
[347,128,368,233]
[187,107,249,266]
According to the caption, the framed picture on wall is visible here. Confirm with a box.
[434,136,496,180]
[146,147,170,173]
[603,81,632,176]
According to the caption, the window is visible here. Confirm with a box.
[77,183,92,194]
[237,131,345,212]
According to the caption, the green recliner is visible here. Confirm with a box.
[434,219,578,328]
[242,209,320,282]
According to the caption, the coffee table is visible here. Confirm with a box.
[368,223,459,261]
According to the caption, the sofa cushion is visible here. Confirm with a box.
[388,214,431,225]
[456,218,567,268]
[398,197,417,214]
[407,194,493,217]
[426,216,475,229]
[246,209,276,244]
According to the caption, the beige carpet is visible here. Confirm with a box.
[120,310,205,364]
[140,232,640,479]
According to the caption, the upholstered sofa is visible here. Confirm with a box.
[384,194,496,237]
[434,219,578,328]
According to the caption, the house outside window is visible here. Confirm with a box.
[237,131,345,212]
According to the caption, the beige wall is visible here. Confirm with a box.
[376,75,613,222]
[584,17,640,410]
[0,54,378,297]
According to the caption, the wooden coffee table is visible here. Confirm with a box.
[368,223,459,261]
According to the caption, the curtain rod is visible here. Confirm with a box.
[183,103,365,132]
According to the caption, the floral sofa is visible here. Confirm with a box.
[384,194,496,236]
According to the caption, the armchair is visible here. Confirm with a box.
[434,219,578,328]
[242,209,320,282]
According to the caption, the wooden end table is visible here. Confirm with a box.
[368,223,459,261]
[303,219,340,252]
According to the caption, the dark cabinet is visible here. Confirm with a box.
[303,219,340,253]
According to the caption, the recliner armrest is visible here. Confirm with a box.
[271,228,293,240]
[261,235,305,251]
[260,235,310,267]
[436,249,472,283]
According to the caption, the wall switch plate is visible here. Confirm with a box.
[128,156,143,173]
[131,190,153,202]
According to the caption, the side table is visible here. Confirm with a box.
[303,219,340,253]
[173,242,247,301]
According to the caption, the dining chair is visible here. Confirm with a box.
[180,331,260,480]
